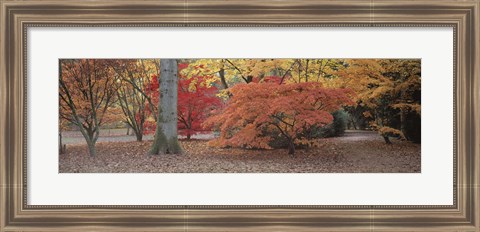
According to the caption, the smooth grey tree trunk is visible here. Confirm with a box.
[149,59,182,155]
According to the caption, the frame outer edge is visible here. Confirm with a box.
[474,1,479,230]
[1,1,10,232]
[1,0,479,231]
[0,0,4,229]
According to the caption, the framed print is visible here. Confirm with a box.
[1,0,479,231]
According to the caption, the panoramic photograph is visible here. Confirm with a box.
[59,58,421,173]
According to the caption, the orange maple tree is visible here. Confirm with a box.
[204,82,354,155]
[59,59,118,157]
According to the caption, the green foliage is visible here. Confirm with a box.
[326,110,349,137]
[303,110,348,139]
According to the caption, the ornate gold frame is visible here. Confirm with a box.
[1,0,478,231]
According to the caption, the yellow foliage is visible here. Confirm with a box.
[378,126,405,140]
[363,111,373,118]
[391,103,421,114]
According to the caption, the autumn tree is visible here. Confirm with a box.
[109,59,159,141]
[181,59,299,98]
[149,59,183,154]
[336,59,421,143]
[380,59,421,142]
[204,82,354,155]
[177,72,223,139]
[282,59,345,85]
[179,59,241,99]
[59,59,118,157]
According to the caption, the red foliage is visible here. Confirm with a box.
[143,63,223,138]
[145,74,159,113]
[251,75,282,84]
[203,82,355,154]
[177,76,223,139]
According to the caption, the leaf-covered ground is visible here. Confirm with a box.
[59,130,420,173]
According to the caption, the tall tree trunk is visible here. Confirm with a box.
[149,59,182,155]
[149,109,168,154]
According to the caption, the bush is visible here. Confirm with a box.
[324,110,349,137]
[378,126,405,144]
[303,110,348,139]
[378,126,405,138]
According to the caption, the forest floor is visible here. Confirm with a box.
[59,130,421,173]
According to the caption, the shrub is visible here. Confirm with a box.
[378,126,405,144]
[204,82,354,155]
[320,110,348,137]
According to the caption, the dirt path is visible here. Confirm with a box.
[62,129,214,144]
[335,130,380,141]
[59,130,421,173]
[331,130,420,172]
